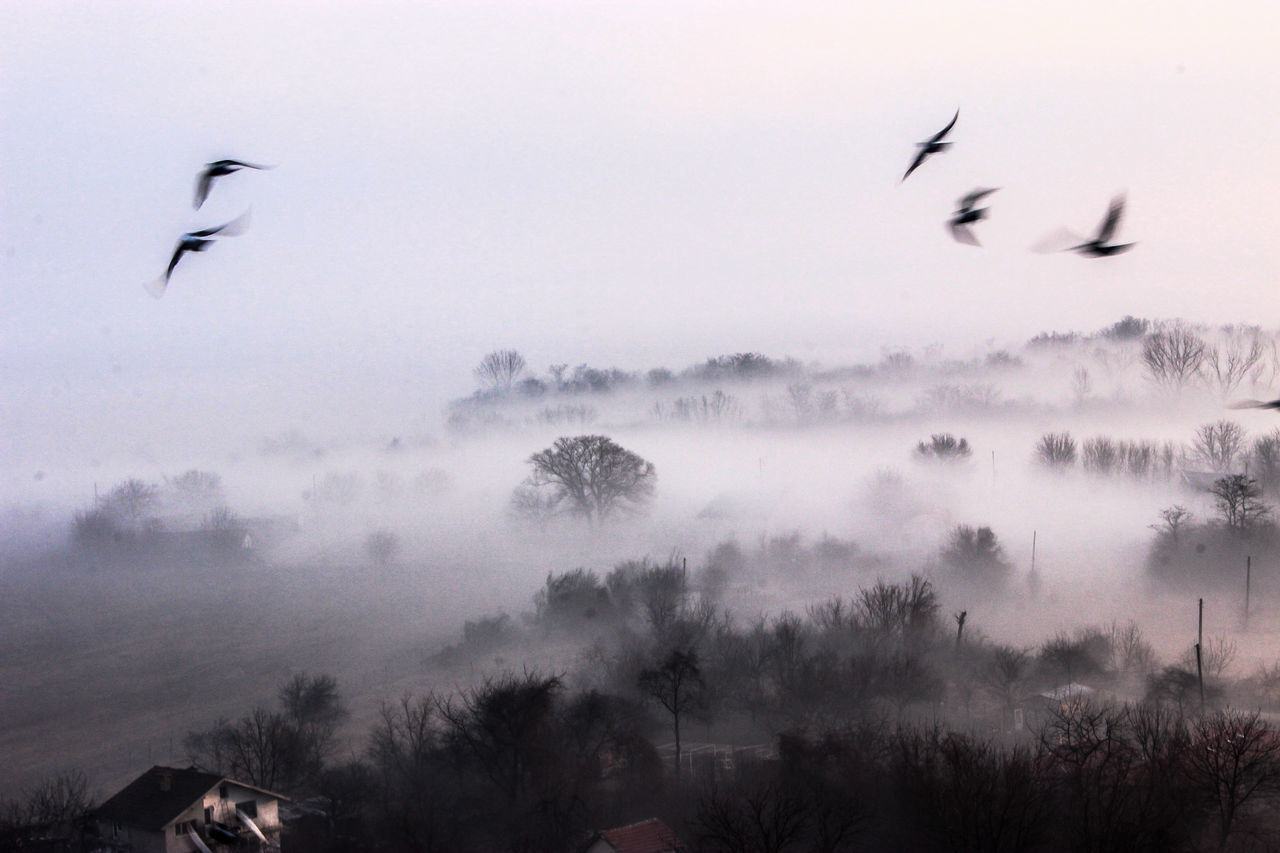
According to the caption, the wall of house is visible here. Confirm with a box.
[94,822,168,853]
[197,783,281,836]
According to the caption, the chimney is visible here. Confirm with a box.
[159,771,172,792]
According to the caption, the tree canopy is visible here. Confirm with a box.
[516,434,656,523]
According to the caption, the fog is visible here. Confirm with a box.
[7,328,1280,807]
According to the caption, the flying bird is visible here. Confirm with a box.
[146,210,251,298]
[1227,398,1280,411]
[948,187,998,246]
[902,110,958,182]
[193,159,271,209]
[1068,194,1135,257]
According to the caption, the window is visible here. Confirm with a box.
[204,807,212,825]
[237,800,258,819]
[219,784,228,799]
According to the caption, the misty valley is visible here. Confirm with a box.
[8,317,1280,851]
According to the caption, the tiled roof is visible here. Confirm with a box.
[597,818,686,853]
[95,766,224,832]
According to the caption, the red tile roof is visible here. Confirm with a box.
[597,818,686,853]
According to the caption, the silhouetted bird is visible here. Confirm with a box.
[1228,398,1280,411]
[1068,194,1134,257]
[146,210,250,298]
[903,110,958,181]
[948,187,998,246]
[193,159,271,209]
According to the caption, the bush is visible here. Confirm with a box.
[363,529,400,566]
[940,525,1011,584]
[1082,437,1119,474]
[534,568,614,628]
[1099,315,1150,341]
[1035,433,1077,469]
[1251,429,1280,496]
[914,433,972,462]
[71,506,121,547]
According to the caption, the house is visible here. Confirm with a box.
[93,766,287,853]
[582,818,686,853]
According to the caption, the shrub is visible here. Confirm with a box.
[1251,429,1280,496]
[1099,315,1150,341]
[940,525,1011,583]
[914,433,972,462]
[1082,437,1119,474]
[1035,432,1077,469]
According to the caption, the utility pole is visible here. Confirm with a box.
[1196,598,1205,712]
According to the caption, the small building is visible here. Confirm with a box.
[582,818,686,853]
[94,765,287,853]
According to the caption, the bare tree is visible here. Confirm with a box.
[1143,326,1207,394]
[1206,329,1266,399]
[164,469,225,511]
[21,770,93,828]
[516,435,656,523]
[1210,474,1271,533]
[101,478,159,531]
[694,775,810,853]
[474,349,527,393]
[1184,709,1280,847]
[637,648,705,780]
[279,672,348,785]
[1150,505,1193,543]
[1192,420,1247,472]
[1249,428,1280,496]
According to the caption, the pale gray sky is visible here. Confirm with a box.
[2,0,1278,493]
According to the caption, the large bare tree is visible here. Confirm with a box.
[516,434,656,523]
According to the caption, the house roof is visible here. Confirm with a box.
[95,766,287,833]
[593,818,686,853]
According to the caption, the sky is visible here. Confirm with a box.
[2,0,1278,499]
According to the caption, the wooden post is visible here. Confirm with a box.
[1245,556,1252,629]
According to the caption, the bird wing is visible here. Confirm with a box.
[189,208,252,238]
[949,221,981,246]
[928,109,959,143]
[1227,399,1280,410]
[902,149,930,181]
[1030,228,1087,254]
[164,243,189,281]
[193,168,215,209]
[144,276,170,299]
[219,159,271,170]
[1095,194,1125,242]
[960,187,998,208]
